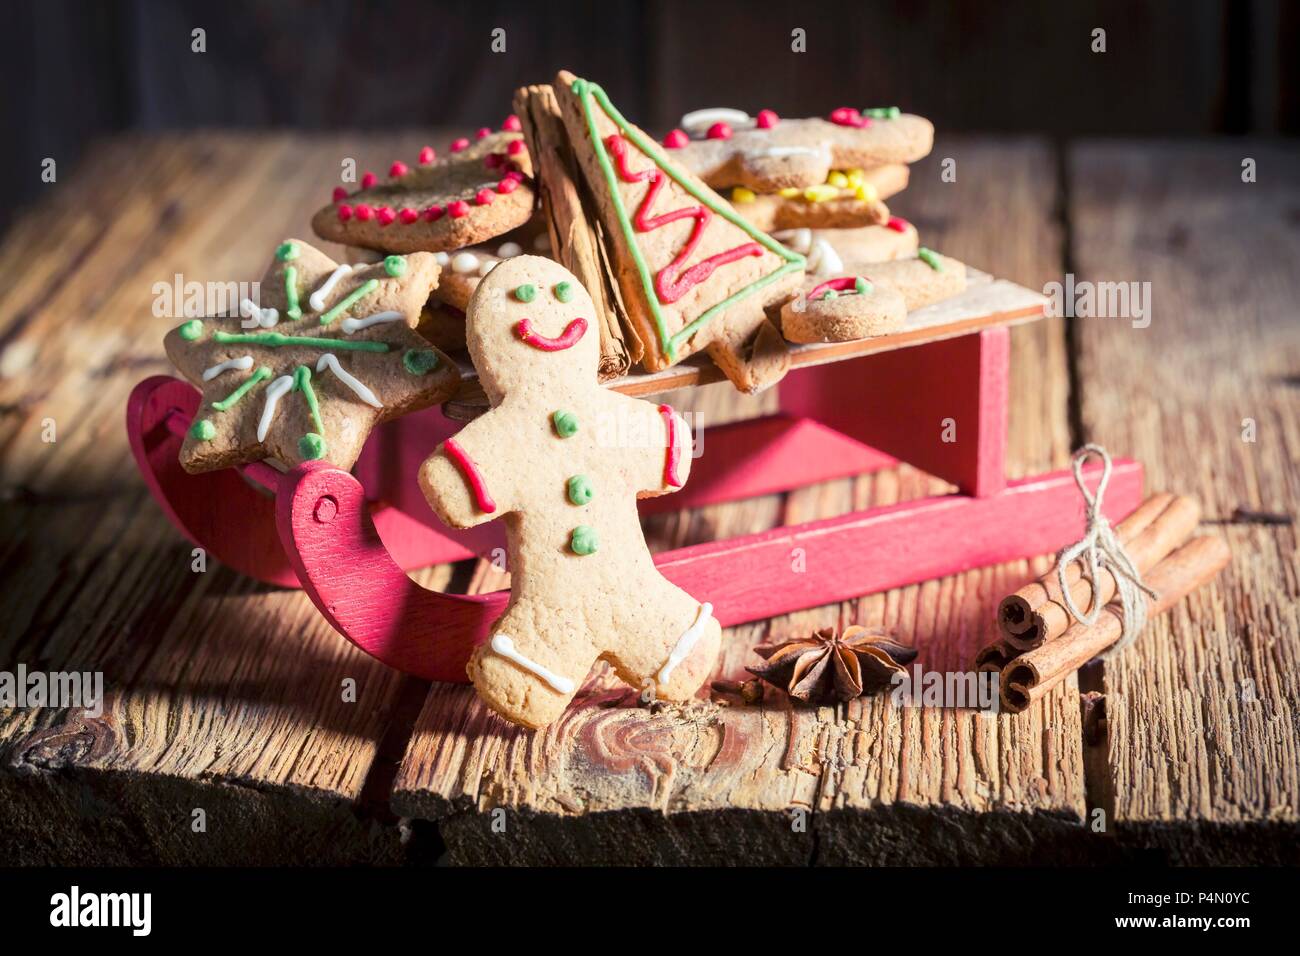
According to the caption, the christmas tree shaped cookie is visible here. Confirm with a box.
[164,239,460,473]
[553,71,805,393]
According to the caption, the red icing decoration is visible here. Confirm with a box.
[355,204,373,221]
[332,186,348,202]
[443,438,496,514]
[448,200,470,218]
[450,138,470,152]
[502,115,522,132]
[707,121,733,140]
[476,127,491,139]
[418,145,436,165]
[484,152,503,169]
[389,161,409,177]
[757,109,779,129]
[376,206,396,226]
[504,170,525,183]
[424,205,444,222]
[475,188,494,206]
[337,204,353,222]
[829,107,872,129]
[399,207,419,224]
[361,171,377,188]
[886,215,911,233]
[514,317,588,352]
[659,403,684,488]
[496,177,519,194]
[808,276,866,300]
[507,139,526,156]
[663,129,689,149]
[605,134,764,305]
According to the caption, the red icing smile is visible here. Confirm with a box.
[514,317,588,351]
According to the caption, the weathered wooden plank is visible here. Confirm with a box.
[1069,141,1300,861]
[0,132,465,864]
[392,139,1084,864]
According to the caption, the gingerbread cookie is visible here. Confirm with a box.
[847,248,967,310]
[419,256,720,729]
[780,275,907,343]
[729,164,908,232]
[165,239,459,473]
[554,73,804,393]
[431,237,533,311]
[311,126,536,254]
[664,107,932,192]
[775,216,919,265]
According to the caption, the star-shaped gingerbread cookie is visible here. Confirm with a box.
[164,239,461,474]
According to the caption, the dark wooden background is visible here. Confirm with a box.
[6,0,1296,230]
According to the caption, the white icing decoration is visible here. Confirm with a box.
[309,264,353,312]
[316,353,381,409]
[680,108,751,134]
[807,237,843,277]
[657,603,714,685]
[202,355,254,382]
[451,252,480,274]
[257,374,295,442]
[240,298,279,329]
[490,634,575,694]
[496,241,523,258]
[478,259,498,277]
[434,252,450,266]
[757,145,826,159]
[341,310,404,334]
[774,228,813,255]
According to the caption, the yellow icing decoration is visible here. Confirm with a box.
[827,171,848,189]
[854,182,879,203]
[779,187,801,198]
[731,186,756,204]
[803,184,838,203]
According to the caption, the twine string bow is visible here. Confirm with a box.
[1057,445,1158,654]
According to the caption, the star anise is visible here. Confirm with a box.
[747,626,917,704]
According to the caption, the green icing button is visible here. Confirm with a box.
[189,419,216,441]
[854,277,872,295]
[918,247,943,272]
[298,433,327,460]
[276,241,300,261]
[553,281,574,303]
[569,525,598,555]
[384,255,407,277]
[552,410,578,438]
[513,283,537,303]
[178,319,203,341]
[566,474,594,506]
[403,348,440,375]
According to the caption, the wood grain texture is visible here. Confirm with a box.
[1069,142,1300,862]
[391,140,1095,865]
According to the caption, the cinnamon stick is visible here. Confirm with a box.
[1000,535,1231,713]
[974,640,1016,673]
[513,84,639,380]
[999,493,1200,650]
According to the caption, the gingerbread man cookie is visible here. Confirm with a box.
[664,107,932,192]
[311,125,536,254]
[165,239,460,473]
[419,256,720,729]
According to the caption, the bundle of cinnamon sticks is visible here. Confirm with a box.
[977,492,1230,713]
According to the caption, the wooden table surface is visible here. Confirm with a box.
[0,133,1296,865]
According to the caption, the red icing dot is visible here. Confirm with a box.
[830,107,871,128]
[450,138,470,152]
[376,206,396,226]
[448,200,470,218]
[399,207,419,224]
[337,204,353,222]
[502,115,522,132]
[476,127,491,139]
[332,186,348,202]
[418,145,436,165]
[503,170,525,185]
[361,171,377,188]
[424,204,444,222]
[707,122,733,140]
[354,204,373,221]
[663,129,689,149]
[507,139,526,156]
[886,216,911,233]
[757,109,779,129]
[475,188,494,206]
[389,161,409,177]
[496,177,519,194]
[484,152,503,169]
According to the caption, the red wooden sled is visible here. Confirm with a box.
[128,289,1143,683]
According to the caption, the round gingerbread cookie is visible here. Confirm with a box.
[781,275,907,343]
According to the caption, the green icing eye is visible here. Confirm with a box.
[179,319,203,341]
[570,525,598,555]
[854,277,872,295]
[298,433,327,460]
[566,474,594,506]
[553,281,573,303]
[384,255,407,277]
[403,348,440,374]
[514,283,537,303]
[276,241,300,262]
[189,419,216,441]
[552,410,578,438]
